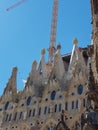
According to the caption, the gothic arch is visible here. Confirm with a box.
[40,119,57,130]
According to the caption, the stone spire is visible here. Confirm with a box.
[38,49,47,82]
[53,44,65,80]
[3,67,18,95]
[26,60,38,86]
[67,39,88,80]
[48,0,58,62]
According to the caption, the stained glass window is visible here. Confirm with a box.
[5,101,9,110]
[78,85,83,95]
[27,96,32,106]
[51,91,56,100]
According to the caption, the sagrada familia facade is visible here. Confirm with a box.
[0,0,98,130]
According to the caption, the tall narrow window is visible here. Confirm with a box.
[72,101,74,109]
[48,128,50,130]
[27,96,32,106]
[54,104,57,112]
[28,110,32,117]
[33,109,36,117]
[65,102,68,111]
[76,100,78,109]
[9,114,12,121]
[5,114,8,121]
[19,112,23,119]
[53,127,56,130]
[59,104,62,112]
[48,108,50,114]
[38,107,41,116]
[14,112,17,121]
[83,99,86,107]
[44,106,47,114]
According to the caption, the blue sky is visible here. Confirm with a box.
[0,0,91,95]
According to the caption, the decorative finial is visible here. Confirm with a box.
[73,38,78,45]
[55,54,59,60]
[41,49,45,55]
[12,67,18,72]
[57,44,61,50]
[33,60,37,65]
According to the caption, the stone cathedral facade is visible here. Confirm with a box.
[0,0,98,130]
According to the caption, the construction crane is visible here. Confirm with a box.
[6,0,27,11]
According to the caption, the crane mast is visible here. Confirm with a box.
[6,0,27,11]
[48,0,58,62]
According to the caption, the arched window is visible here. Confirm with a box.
[72,101,74,109]
[77,85,83,95]
[27,96,32,106]
[5,101,9,110]
[65,102,68,111]
[55,104,57,112]
[76,100,78,109]
[51,91,56,100]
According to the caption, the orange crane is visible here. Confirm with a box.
[6,0,27,11]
